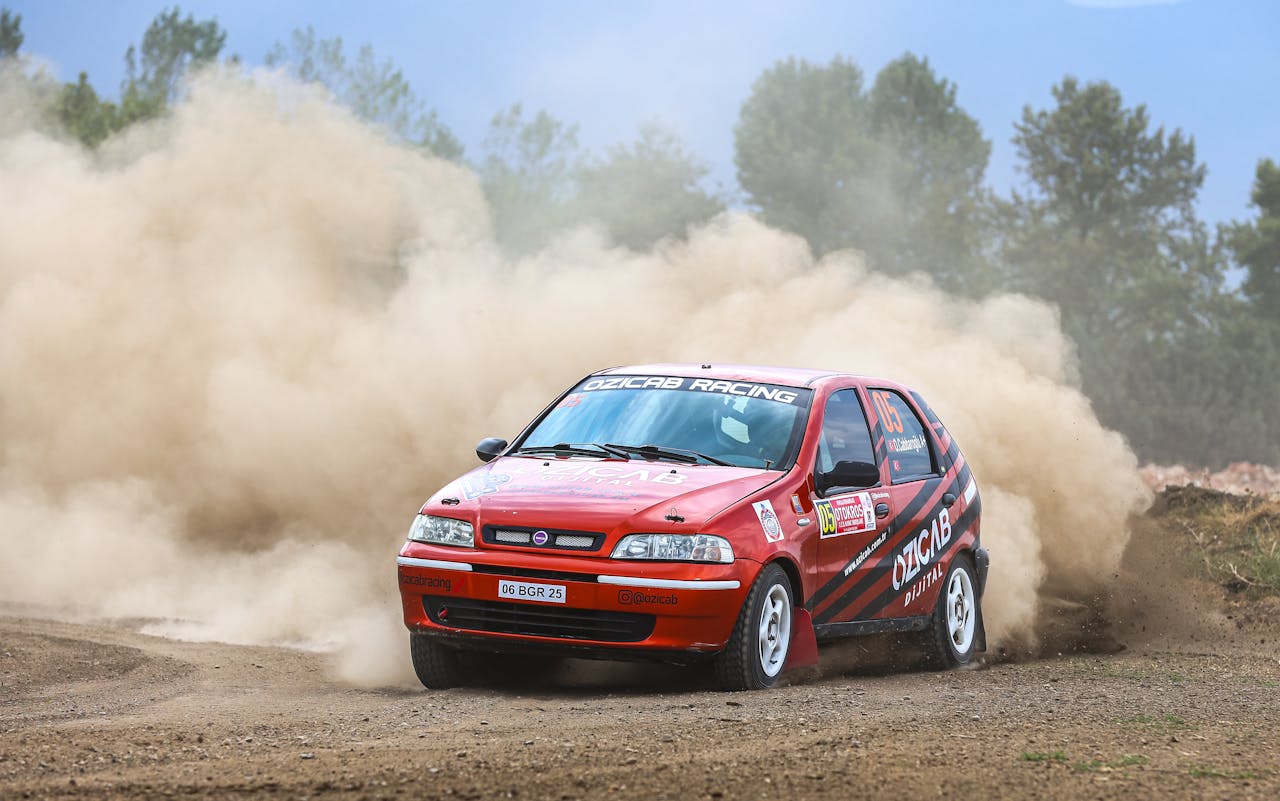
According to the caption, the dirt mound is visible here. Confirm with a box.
[1023,484,1280,663]
[1099,486,1280,661]
[0,617,197,727]
[0,629,147,694]
[1141,462,1280,497]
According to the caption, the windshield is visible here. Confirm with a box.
[518,375,813,469]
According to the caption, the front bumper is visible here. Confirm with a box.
[397,543,753,658]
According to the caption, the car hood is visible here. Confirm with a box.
[425,456,779,533]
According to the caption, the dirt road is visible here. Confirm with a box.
[4,499,1279,800]
[3,581,1278,801]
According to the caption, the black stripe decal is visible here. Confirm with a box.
[813,459,974,624]
[809,475,952,621]
[808,453,973,613]
[806,478,930,610]
[845,495,982,622]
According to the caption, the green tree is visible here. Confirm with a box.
[735,57,872,256]
[38,8,223,149]
[0,6,117,148]
[1,7,22,59]
[734,54,992,292]
[1227,159,1280,313]
[54,72,119,148]
[1000,78,1210,339]
[122,6,225,107]
[573,123,723,250]
[997,77,1256,464]
[868,54,993,291]
[479,103,582,254]
[265,26,462,160]
[1216,158,1280,464]
[1,9,70,141]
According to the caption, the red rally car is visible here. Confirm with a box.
[397,364,988,690]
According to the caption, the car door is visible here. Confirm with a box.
[863,386,953,621]
[805,387,895,626]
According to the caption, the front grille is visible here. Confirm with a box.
[471,564,599,583]
[423,596,655,643]
[481,525,604,552]
[553,534,595,548]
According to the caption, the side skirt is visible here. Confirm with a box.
[813,615,931,641]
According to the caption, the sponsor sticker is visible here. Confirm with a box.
[509,462,686,487]
[461,472,511,500]
[617,589,678,606]
[400,574,453,591]
[752,499,785,543]
[814,492,877,539]
[790,494,804,514]
[501,484,638,501]
[903,563,945,607]
[579,375,804,406]
[841,530,888,578]
[887,434,927,453]
[892,508,953,591]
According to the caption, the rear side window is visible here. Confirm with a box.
[869,389,936,482]
[816,389,876,474]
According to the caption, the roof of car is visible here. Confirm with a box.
[594,363,861,389]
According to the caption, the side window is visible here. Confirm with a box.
[869,389,936,482]
[816,390,876,476]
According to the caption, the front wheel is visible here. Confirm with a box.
[714,563,794,691]
[921,553,979,669]
[410,632,464,689]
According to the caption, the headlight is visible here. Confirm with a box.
[610,534,734,564]
[407,514,475,548]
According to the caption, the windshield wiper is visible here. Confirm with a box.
[512,442,630,459]
[604,443,732,467]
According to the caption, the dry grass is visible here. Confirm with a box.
[1153,485,1280,598]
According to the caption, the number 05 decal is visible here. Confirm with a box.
[871,391,904,434]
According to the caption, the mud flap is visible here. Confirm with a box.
[784,606,819,670]
[974,547,990,595]
[974,603,987,653]
[973,546,989,652]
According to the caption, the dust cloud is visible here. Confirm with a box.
[0,70,1149,684]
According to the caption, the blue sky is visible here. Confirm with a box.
[8,0,1277,226]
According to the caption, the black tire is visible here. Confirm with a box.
[714,563,794,691]
[409,632,464,689]
[921,553,979,669]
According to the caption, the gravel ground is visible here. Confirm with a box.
[3,521,1278,801]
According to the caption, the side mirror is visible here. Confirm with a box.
[475,437,508,463]
[816,460,880,495]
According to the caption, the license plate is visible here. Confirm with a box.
[497,579,566,604]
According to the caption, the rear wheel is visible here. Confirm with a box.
[714,563,793,691]
[410,632,464,689]
[921,554,978,669]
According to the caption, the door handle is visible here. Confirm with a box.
[942,493,956,508]
[875,503,890,519]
